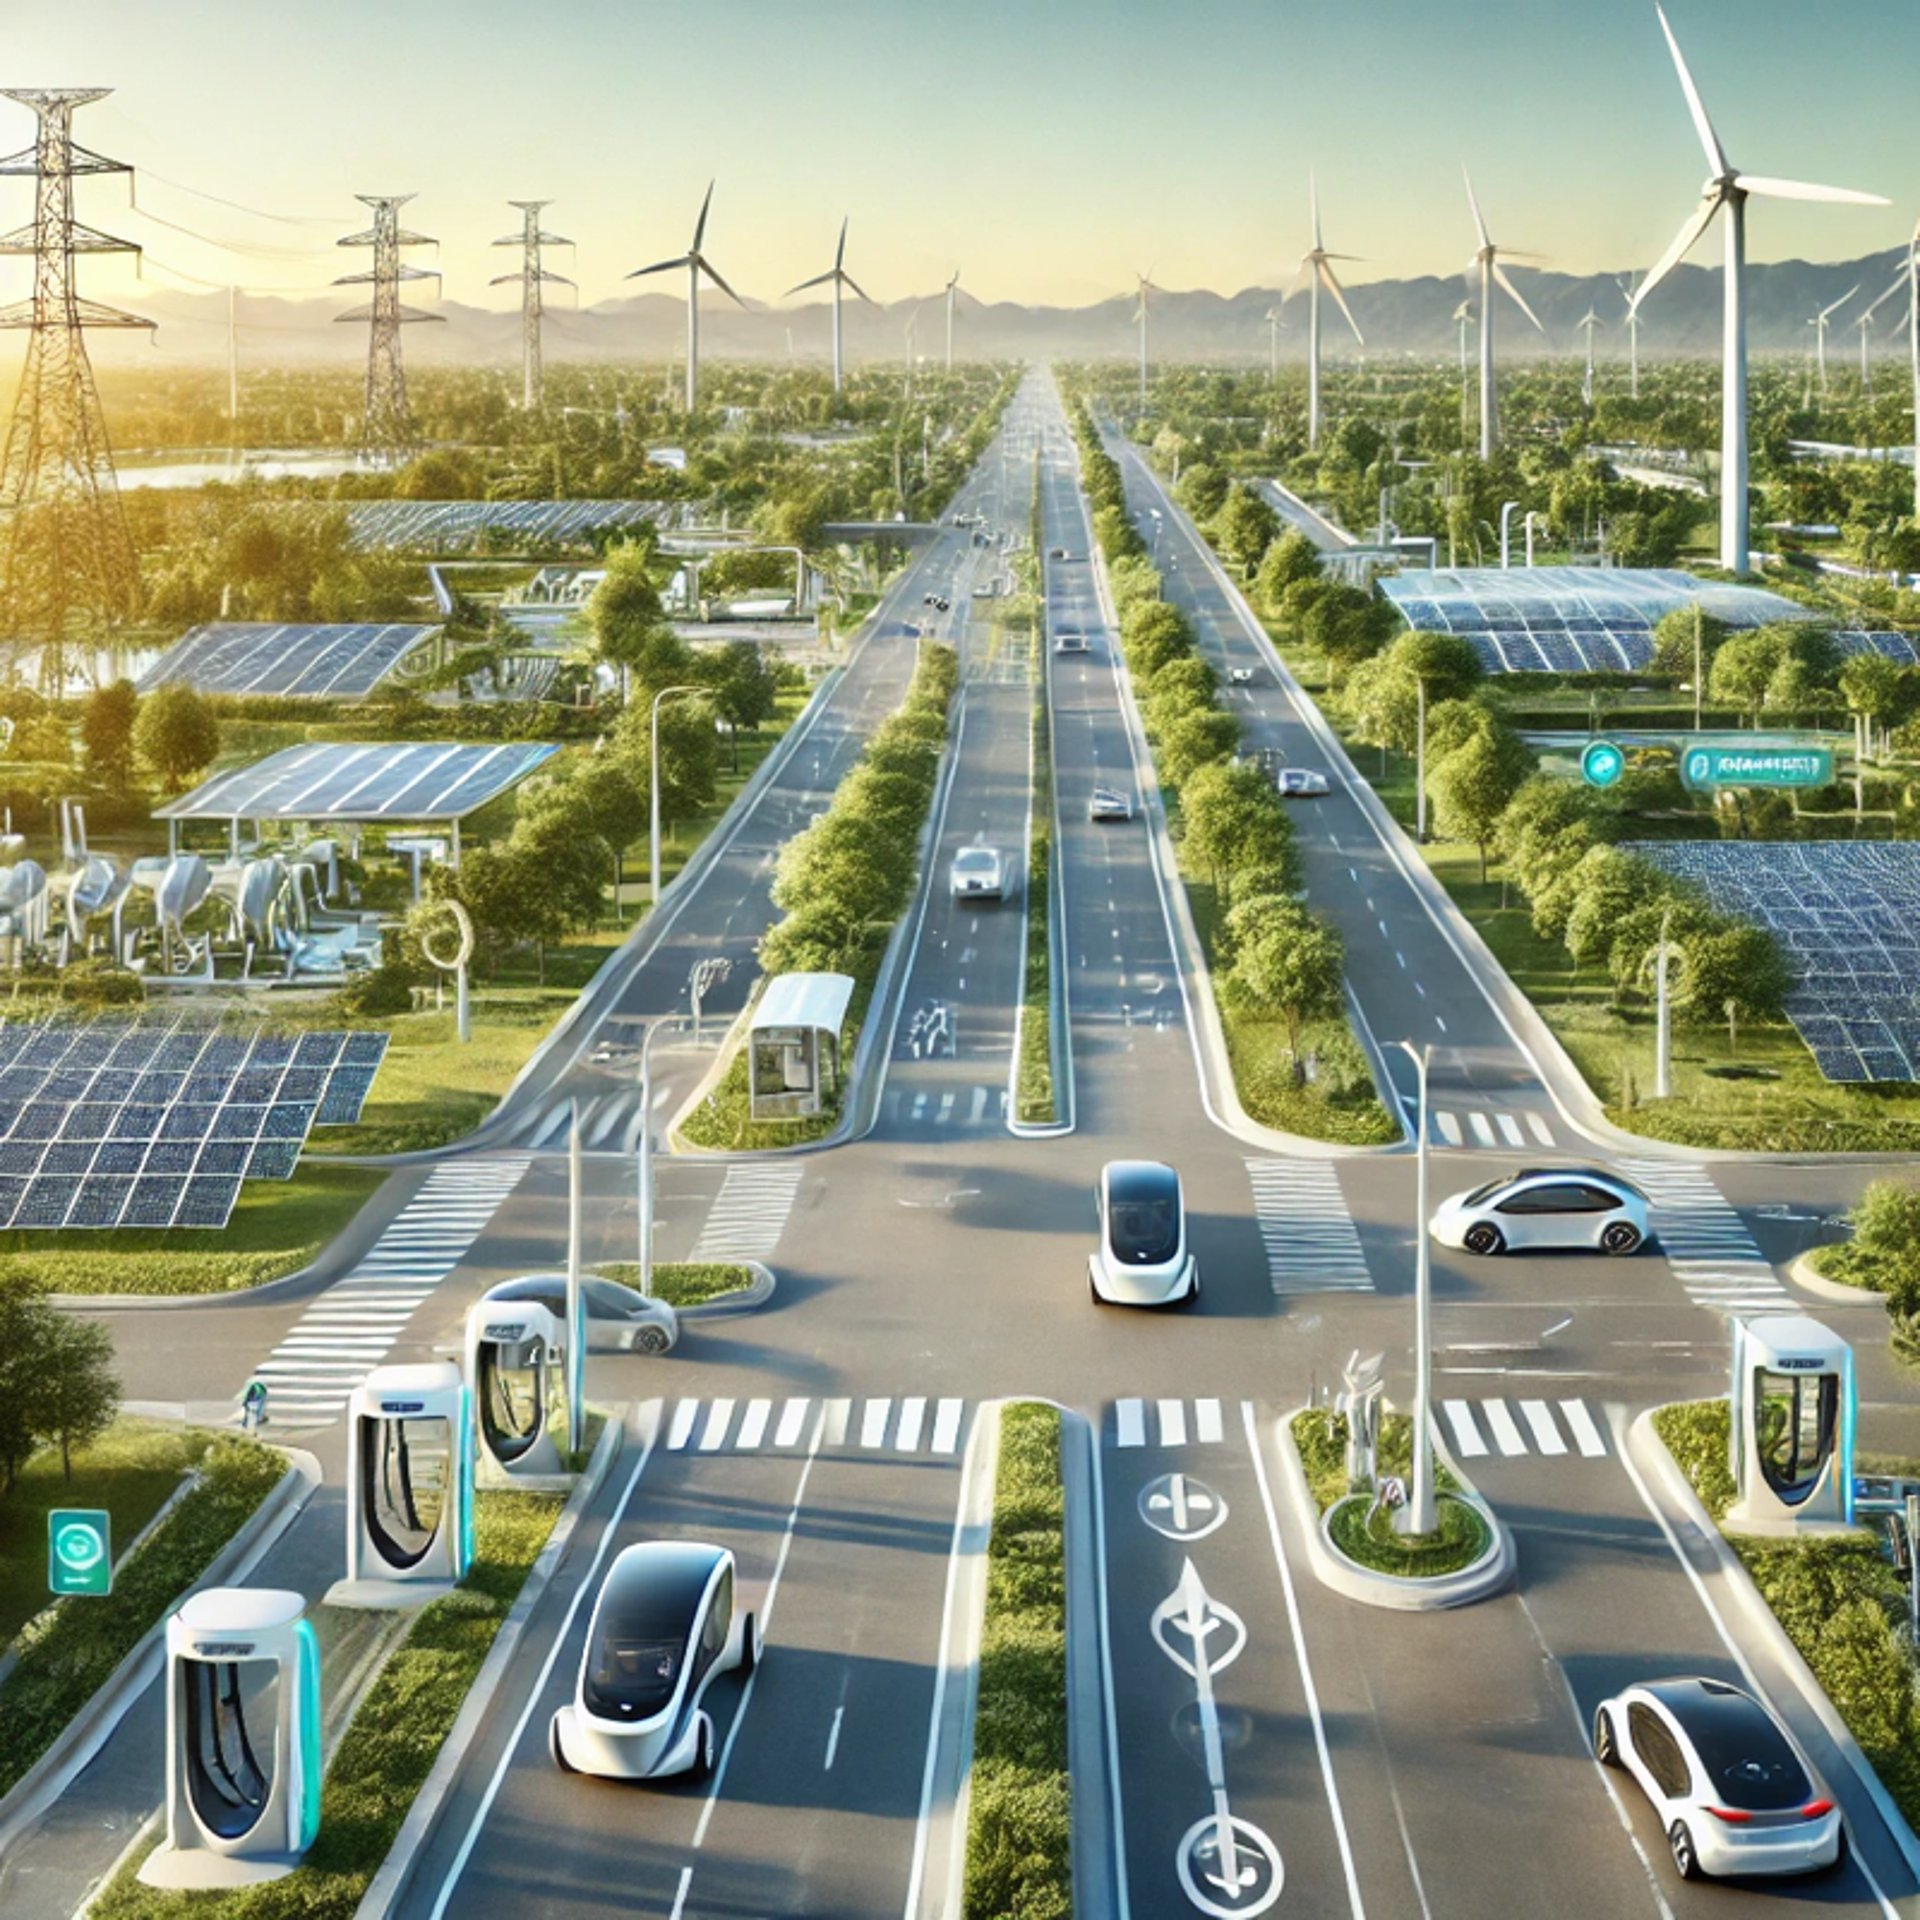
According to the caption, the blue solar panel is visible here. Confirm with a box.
[345,498,677,553]
[138,623,438,699]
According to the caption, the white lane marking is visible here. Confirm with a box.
[1116,1397,1146,1448]
[824,1705,845,1771]
[1396,951,1407,969]
[1468,1112,1496,1147]
[1435,1016,1448,1033]
[667,1400,700,1450]
[896,1395,928,1452]
[860,1398,891,1448]
[1157,1398,1188,1447]
[1244,1401,1367,1918]
[1195,1398,1224,1444]
[1526,1112,1556,1146]
[931,1398,964,1455]
[668,1867,692,1920]
[824,1398,852,1446]
[1415,982,1427,998]
[1518,1400,1567,1456]
[699,1398,735,1452]
[1496,1114,1525,1147]
[1378,919,1389,939]
[1442,1401,1488,1458]
[1483,1400,1527,1456]
[1560,1399,1608,1458]
[736,1399,772,1451]
[775,1398,810,1448]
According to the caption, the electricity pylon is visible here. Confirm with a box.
[334,194,441,461]
[0,89,152,687]
[492,200,571,411]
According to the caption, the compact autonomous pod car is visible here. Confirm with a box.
[551,1541,758,1781]
[1090,1159,1198,1307]
[949,845,1006,902]
[1429,1167,1649,1257]
[1594,1677,1843,1882]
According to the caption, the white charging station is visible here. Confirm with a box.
[465,1277,580,1479]
[1726,1313,1857,1535]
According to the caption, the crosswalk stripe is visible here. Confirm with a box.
[1435,1110,1464,1147]
[1244,1160,1372,1294]
[1195,1398,1223,1444]
[1497,1114,1525,1147]
[1442,1401,1488,1458]
[1518,1400,1567,1456]
[1468,1112,1496,1147]
[859,1399,891,1448]
[824,1398,852,1446]
[932,1398,964,1455]
[1560,1399,1608,1458]
[1116,1398,1146,1448]
[896,1396,927,1451]
[667,1400,699,1449]
[1482,1400,1527,1456]
[1526,1112,1556,1146]
[1157,1399,1187,1447]
[690,1165,805,1261]
[737,1399,772,1450]
[775,1399,810,1448]
[699,1399,735,1451]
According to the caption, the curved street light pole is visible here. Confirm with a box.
[1388,1038,1437,1537]
[650,683,708,907]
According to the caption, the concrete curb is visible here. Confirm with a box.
[1788,1248,1881,1306]
[1626,1406,1920,1885]
[0,1444,319,1860]
[908,1397,1002,1920]
[1061,1406,1121,1920]
[353,1408,628,1920]
[1272,1406,1515,1612]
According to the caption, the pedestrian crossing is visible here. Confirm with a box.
[881,1084,1011,1127]
[1615,1158,1795,1317]
[1245,1159,1372,1294]
[660,1394,969,1457]
[689,1164,805,1261]
[1111,1396,1229,1448]
[245,1156,531,1425]
[1429,1107,1557,1150]
[1438,1396,1611,1461]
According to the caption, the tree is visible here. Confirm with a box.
[132,683,220,793]
[1429,720,1533,879]
[1176,462,1228,521]
[527,758,650,917]
[1214,484,1282,574]
[587,539,684,690]
[1680,923,1789,1043]
[1708,628,1788,727]
[610,691,720,827]
[1158,706,1241,786]
[1650,606,1729,682]
[1299,584,1392,684]
[1142,654,1218,722]
[698,640,780,770]
[81,680,139,788]
[1180,760,1296,891]
[1342,651,1422,754]
[35,1315,120,1481]
[1393,629,1483,707]
[1840,651,1908,762]
[1562,847,1653,967]
[1254,530,1321,614]
[1225,896,1345,1078]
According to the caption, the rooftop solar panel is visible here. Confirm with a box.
[137,623,439,699]
[345,499,677,553]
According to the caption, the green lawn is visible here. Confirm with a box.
[1291,1410,1486,1576]
[0,1163,385,1296]
[593,1261,753,1306]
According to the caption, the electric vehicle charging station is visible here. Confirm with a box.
[325,1361,473,1610]
[139,1588,321,1890]
[1727,1314,1857,1535]
[465,1275,582,1480]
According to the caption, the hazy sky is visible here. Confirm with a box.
[1,0,1914,320]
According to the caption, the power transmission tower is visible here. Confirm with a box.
[334,194,441,461]
[0,89,152,688]
[491,200,571,411]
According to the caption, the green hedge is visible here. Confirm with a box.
[964,1403,1070,1920]
[0,1437,284,1797]
[1017,653,1057,1126]
[90,1487,563,1920]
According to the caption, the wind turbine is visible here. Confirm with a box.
[1808,284,1859,398]
[1617,273,1643,399]
[1261,303,1287,383]
[944,268,961,371]
[1285,174,1364,450]
[1577,308,1604,407]
[1452,301,1475,376]
[787,217,875,394]
[904,301,923,400]
[626,181,746,414]
[1463,167,1545,457]
[1129,270,1156,407]
[1632,2,1886,575]
[1873,220,1920,518]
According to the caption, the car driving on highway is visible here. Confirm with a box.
[1430,1167,1648,1256]
[1090,1159,1198,1306]
[1594,1677,1843,1881]
[949,845,1006,901]
[1087,787,1134,822]
[551,1541,757,1782]
[1227,664,1256,685]
[1053,629,1089,654]
[1276,768,1330,798]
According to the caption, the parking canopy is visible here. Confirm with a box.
[154,741,560,825]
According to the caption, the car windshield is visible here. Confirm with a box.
[584,1636,683,1719]
[1673,1692,1812,1810]
[1460,1178,1508,1207]
[954,850,997,873]
[1108,1168,1180,1263]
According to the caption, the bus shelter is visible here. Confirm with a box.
[748,972,853,1121]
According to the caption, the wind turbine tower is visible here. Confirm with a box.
[491,200,571,411]
[1578,308,1603,407]
[1808,284,1858,399]
[1286,175,1363,450]
[1463,167,1544,457]
[1634,2,1885,574]
[1262,304,1286,383]
[1130,270,1156,408]
[787,217,874,395]
[627,182,745,414]
[944,268,960,371]
[1618,274,1643,400]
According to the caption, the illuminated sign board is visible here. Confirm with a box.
[1681,746,1833,790]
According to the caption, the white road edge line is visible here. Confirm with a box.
[1087,1410,1135,1920]
[1242,1399,1367,1919]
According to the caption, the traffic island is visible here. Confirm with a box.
[1280,1409,1514,1611]
[592,1259,773,1316]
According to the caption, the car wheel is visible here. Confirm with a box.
[1601,1222,1642,1256]
[1592,1707,1620,1768]
[1464,1222,1505,1257]
[691,1711,716,1781]
[549,1711,575,1774]
[636,1322,672,1355]
[1827,1826,1848,1873]
[739,1609,759,1674]
[1668,1821,1701,1881]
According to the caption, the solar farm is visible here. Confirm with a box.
[346,499,678,552]
[1629,841,1920,1083]
[1378,566,1919,674]
[0,1016,389,1231]
[138,622,439,699]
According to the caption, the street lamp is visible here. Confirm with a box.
[1524,509,1543,568]
[1388,1039,1437,1537]
[649,683,707,907]
[1499,500,1519,569]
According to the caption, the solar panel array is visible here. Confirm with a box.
[346,499,676,552]
[0,1019,388,1231]
[155,740,560,824]
[1629,841,1920,1083]
[1831,631,1920,665]
[138,623,439,699]
[1376,567,1898,675]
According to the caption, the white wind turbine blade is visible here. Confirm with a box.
[697,256,747,308]
[1631,192,1722,312]
[1735,175,1889,207]
[1310,169,1324,254]
[1818,283,1861,324]
[1318,260,1365,344]
[1284,255,1314,302]
[692,179,715,252]
[627,253,692,281]
[1492,260,1545,332]
[1863,272,1908,321]
[785,268,837,296]
[835,216,849,270]
[842,273,878,306]
[1654,1,1729,178]
[1462,165,1492,249]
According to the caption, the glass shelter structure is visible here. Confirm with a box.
[748,971,853,1122]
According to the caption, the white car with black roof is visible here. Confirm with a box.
[1430,1166,1649,1256]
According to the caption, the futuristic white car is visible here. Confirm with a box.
[1090,1160,1198,1306]
[1430,1167,1648,1257]
[1088,787,1134,823]
[551,1541,757,1782]
[1275,768,1330,798]
[1227,665,1256,685]
[1594,1678,1843,1882]
[1053,630,1090,654]
[950,846,1006,901]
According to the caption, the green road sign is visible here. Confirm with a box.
[1681,745,1834,791]
[49,1509,112,1597]
[1580,740,1626,788]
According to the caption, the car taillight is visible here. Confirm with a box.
[1801,1799,1834,1820]
[1706,1808,1752,1825]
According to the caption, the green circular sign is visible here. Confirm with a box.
[1581,740,1625,789]
[54,1520,105,1572]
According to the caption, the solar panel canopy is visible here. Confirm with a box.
[0,1018,389,1230]
[1630,840,1920,1083]
[1378,567,1915,675]
[346,499,675,552]
[138,623,439,699]
[154,740,560,824]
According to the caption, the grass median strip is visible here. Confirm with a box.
[90,1484,565,1920]
[963,1401,1069,1920]
[592,1261,754,1307]
[1290,1410,1488,1579]
[1017,650,1058,1126]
